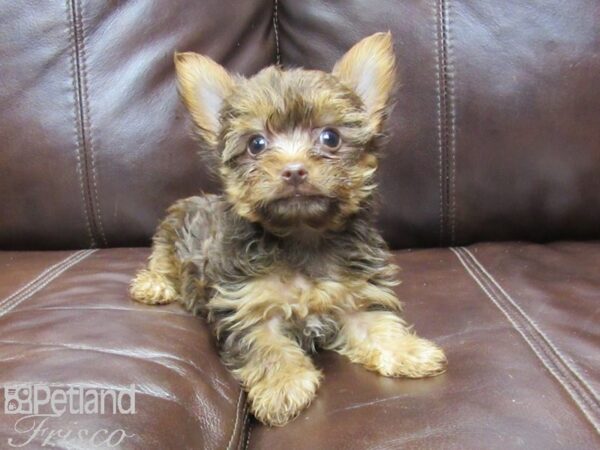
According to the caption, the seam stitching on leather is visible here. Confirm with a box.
[243,413,252,450]
[0,251,94,315]
[433,0,444,245]
[69,0,100,247]
[0,253,82,310]
[226,389,245,450]
[0,250,96,318]
[435,0,456,246]
[451,247,600,433]
[463,248,600,404]
[457,247,600,423]
[76,0,108,246]
[453,247,600,433]
[273,0,281,65]
[445,0,457,244]
[65,0,95,247]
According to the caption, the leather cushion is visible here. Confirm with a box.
[0,243,598,448]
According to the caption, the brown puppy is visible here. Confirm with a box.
[130,32,447,426]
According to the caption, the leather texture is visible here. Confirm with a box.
[2,1,600,249]
[0,248,245,450]
[0,244,598,448]
[0,0,274,249]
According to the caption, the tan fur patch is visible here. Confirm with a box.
[329,310,447,378]
[232,318,322,426]
[130,269,178,305]
[333,31,396,130]
[174,52,235,145]
[210,269,400,334]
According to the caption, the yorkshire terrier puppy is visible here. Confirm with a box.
[130,32,446,426]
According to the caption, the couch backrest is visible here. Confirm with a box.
[2,0,599,250]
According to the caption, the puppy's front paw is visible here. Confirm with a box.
[248,366,322,426]
[376,335,447,378]
[130,269,178,305]
[333,311,447,379]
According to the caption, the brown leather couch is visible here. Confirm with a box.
[1,1,599,449]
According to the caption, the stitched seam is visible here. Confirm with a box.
[461,249,600,413]
[243,413,252,450]
[451,247,600,433]
[445,0,457,244]
[0,252,77,308]
[76,0,107,246]
[0,250,96,318]
[433,0,444,245]
[65,0,95,247]
[435,0,456,246]
[69,0,102,247]
[273,0,281,65]
[460,248,600,433]
[452,247,600,433]
[463,248,600,404]
[226,389,245,450]
[0,251,94,316]
[0,252,84,310]
[440,0,452,245]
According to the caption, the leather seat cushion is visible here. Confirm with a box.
[0,243,598,449]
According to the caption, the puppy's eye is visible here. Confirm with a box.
[319,128,341,150]
[247,135,268,156]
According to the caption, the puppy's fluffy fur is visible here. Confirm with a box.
[131,32,447,426]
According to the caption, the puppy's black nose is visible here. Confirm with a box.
[281,163,308,186]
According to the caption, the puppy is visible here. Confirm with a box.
[130,32,447,426]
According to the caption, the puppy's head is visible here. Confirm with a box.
[175,32,395,234]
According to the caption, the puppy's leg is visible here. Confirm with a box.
[329,309,447,378]
[227,320,322,426]
[130,195,212,309]
[214,308,321,426]
[130,221,180,305]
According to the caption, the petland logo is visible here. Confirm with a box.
[3,384,136,448]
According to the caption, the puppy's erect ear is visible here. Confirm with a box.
[332,32,396,127]
[174,52,235,146]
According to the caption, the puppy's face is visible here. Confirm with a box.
[175,33,395,234]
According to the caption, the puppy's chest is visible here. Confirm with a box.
[258,271,356,319]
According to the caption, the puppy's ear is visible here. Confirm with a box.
[332,32,396,127]
[174,52,235,146]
